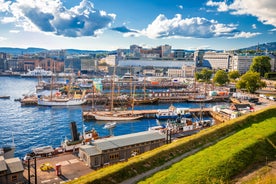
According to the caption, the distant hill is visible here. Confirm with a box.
[0,47,111,55]
[0,47,47,55]
[238,42,276,51]
[0,42,275,55]
[65,49,109,55]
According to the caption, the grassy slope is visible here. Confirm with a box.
[139,118,276,184]
[67,106,276,184]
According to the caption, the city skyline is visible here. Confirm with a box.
[0,0,275,51]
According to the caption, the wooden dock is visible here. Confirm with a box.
[82,108,213,121]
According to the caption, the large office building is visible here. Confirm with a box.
[203,51,231,70]
[230,55,254,74]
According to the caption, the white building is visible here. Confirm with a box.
[230,55,254,74]
[104,55,118,66]
[167,65,195,78]
[203,51,231,70]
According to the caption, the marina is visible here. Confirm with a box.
[0,76,225,159]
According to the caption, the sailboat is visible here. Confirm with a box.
[92,68,143,121]
[37,74,87,106]
[131,77,159,105]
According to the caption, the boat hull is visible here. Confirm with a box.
[94,114,143,121]
[132,97,159,105]
[38,99,87,106]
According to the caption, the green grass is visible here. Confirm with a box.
[67,106,276,184]
[139,118,276,184]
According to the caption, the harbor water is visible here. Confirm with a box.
[0,76,227,159]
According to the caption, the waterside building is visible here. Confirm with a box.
[79,131,167,169]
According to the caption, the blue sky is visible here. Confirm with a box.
[0,0,275,50]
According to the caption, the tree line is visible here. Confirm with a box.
[195,56,272,93]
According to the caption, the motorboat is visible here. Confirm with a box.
[21,66,53,78]
[103,122,117,129]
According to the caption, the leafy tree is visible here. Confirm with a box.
[236,71,266,93]
[195,68,212,82]
[213,70,229,86]
[250,56,271,77]
[228,70,240,80]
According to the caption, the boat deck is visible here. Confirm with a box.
[82,108,213,120]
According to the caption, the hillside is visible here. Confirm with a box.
[239,42,276,51]
[0,42,275,55]
[67,106,276,184]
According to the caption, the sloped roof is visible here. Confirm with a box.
[81,131,166,156]
[95,131,166,151]
[5,157,24,173]
[0,156,7,171]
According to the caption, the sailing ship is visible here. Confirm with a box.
[92,68,143,121]
[37,74,87,106]
[131,77,159,105]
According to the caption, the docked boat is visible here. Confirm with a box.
[37,95,87,106]
[131,97,159,105]
[156,105,191,119]
[93,112,143,121]
[166,117,212,138]
[92,67,143,121]
[0,95,10,99]
[37,76,87,106]
[103,122,117,129]
[61,121,100,152]
[0,146,15,159]
[21,66,53,78]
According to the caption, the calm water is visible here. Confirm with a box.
[0,76,226,158]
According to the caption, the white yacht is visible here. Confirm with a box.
[21,66,53,78]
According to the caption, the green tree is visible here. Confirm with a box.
[236,71,266,93]
[228,70,240,80]
[250,56,271,77]
[213,70,229,86]
[195,68,212,82]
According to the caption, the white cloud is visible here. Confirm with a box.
[0,0,12,12]
[252,24,257,29]
[230,31,261,39]
[1,17,16,23]
[206,0,229,12]
[178,5,183,10]
[9,30,20,33]
[206,0,276,27]
[1,0,116,37]
[139,14,238,39]
[270,28,276,32]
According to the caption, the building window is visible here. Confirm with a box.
[109,153,119,160]
[94,157,99,166]
[11,175,18,182]
[0,171,6,176]
[131,149,140,156]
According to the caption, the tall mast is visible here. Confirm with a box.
[143,77,146,100]
[110,66,116,112]
[91,80,95,112]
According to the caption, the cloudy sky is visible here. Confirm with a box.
[0,0,275,50]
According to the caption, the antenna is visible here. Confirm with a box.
[11,132,15,147]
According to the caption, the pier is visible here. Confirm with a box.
[82,108,213,121]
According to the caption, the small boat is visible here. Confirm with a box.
[21,66,53,78]
[0,95,10,99]
[156,105,191,120]
[166,117,205,138]
[103,122,117,129]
